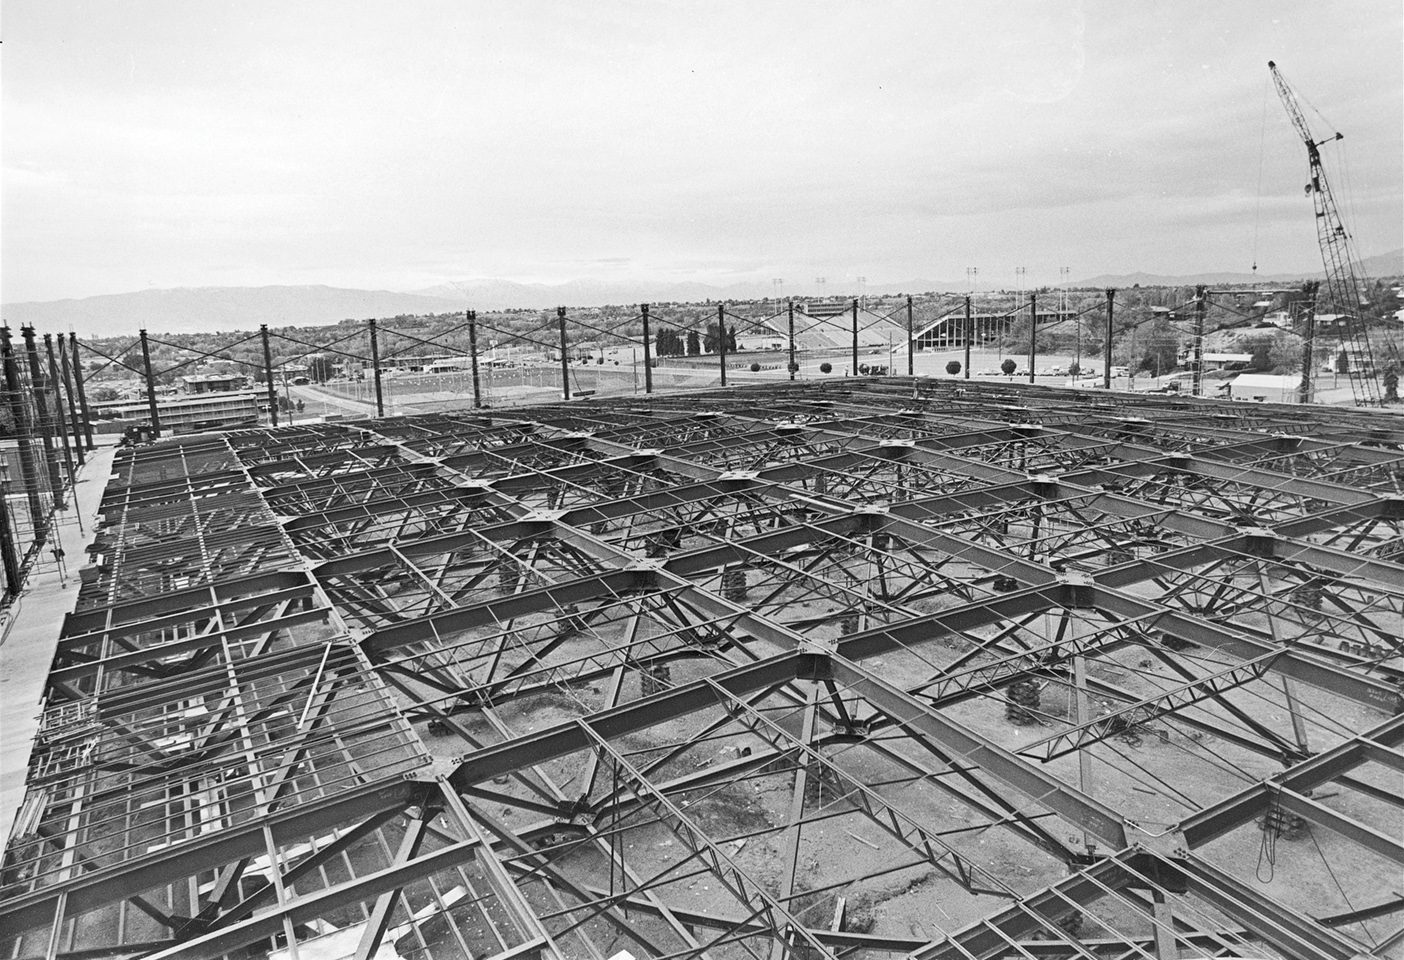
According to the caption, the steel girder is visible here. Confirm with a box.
[5,378,1404,960]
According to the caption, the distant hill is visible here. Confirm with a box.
[0,285,467,337]
[1074,248,1403,289]
[7,252,1397,337]
[1359,248,1404,278]
[413,277,970,308]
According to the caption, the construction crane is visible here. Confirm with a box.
[1267,60,1380,405]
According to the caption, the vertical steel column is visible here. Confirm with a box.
[260,324,280,427]
[138,328,162,438]
[905,295,915,377]
[1298,281,1319,405]
[787,300,796,381]
[25,326,67,504]
[1,327,46,535]
[557,307,570,400]
[56,335,85,466]
[467,310,481,409]
[0,481,20,599]
[1026,293,1036,384]
[963,296,973,380]
[851,299,859,376]
[368,318,385,417]
[68,333,95,449]
[43,335,77,487]
[1104,288,1115,390]
[1192,285,1207,398]
[640,303,653,394]
[716,304,727,387]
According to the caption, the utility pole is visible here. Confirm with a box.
[851,299,860,376]
[787,300,797,381]
[717,303,727,387]
[56,335,85,465]
[640,303,653,394]
[368,318,385,417]
[1192,285,1208,398]
[261,324,280,427]
[138,328,162,438]
[1104,289,1116,390]
[1298,280,1320,405]
[964,297,973,380]
[467,310,482,408]
[905,296,915,377]
[1026,293,1036,384]
[557,307,570,400]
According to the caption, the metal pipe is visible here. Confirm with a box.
[639,303,654,395]
[138,328,162,438]
[1298,281,1319,405]
[963,296,973,379]
[1192,285,1207,398]
[68,333,95,449]
[56,334,85,466]
[0,477,21,599]
[558,306,570,400]
[368,318,385,417]
[717,304,727,387]
[787,300,796,381]
[1,327,45,539]
[1027,293,1036,384]
[43,334,77,488]
[26,325,68,503]
[260,324,279,427]
[905,295,915,377]
[1104,288,1115,390]
[468,310,481,409]
[851,299,859,376]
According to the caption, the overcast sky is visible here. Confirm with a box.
[3,0,1401,302]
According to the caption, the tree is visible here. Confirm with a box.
[945,360,961,375]
[820,362,833,374]
[90,386,120,402]
[1067,361,1081,378]
[1267,333,1301,374]
[686,330,701,356]
[306,354,336,383]
[1137,317,1179,375]
[1384,366,1400,403]
[1000,358,1016,377]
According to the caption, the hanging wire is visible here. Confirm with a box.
[1253,70,1271,275]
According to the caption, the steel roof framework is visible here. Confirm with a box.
[2,378,1402,960]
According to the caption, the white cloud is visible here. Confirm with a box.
[2,0,1399,301]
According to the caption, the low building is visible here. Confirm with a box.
[1220,373,1302,403]
[1201,352,1253,371]
[90,392,261,435]
[180,373,248,394]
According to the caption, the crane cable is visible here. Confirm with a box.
[1252,70,1271,276]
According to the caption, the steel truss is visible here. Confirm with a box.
[3,378,1402,960]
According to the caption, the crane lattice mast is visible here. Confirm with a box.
[1268,60,1379,406]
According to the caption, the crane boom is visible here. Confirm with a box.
[1267,60,1379,405]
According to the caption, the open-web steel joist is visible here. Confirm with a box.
[3,377,1403,960]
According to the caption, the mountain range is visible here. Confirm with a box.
[4,249,1399,337]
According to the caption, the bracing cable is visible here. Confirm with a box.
[1253,71,1271,275]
